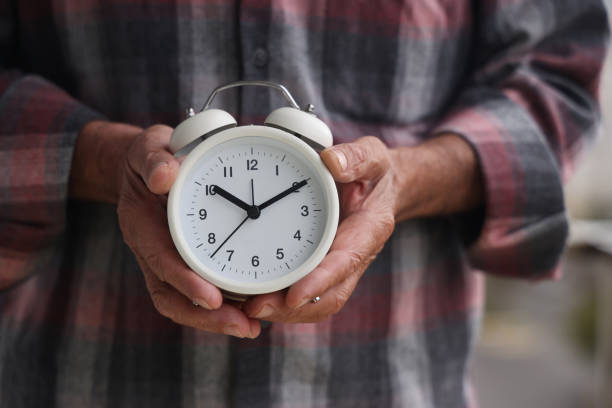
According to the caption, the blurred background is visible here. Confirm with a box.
[472,2,612,407]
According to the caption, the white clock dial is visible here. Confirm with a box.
[168,126,339,295]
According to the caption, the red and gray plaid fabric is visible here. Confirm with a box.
[0,1,608,407]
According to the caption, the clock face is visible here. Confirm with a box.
[168,127,338,294]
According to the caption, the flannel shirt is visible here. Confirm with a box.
[0,1,608,407]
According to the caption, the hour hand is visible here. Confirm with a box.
[211,185,252,213]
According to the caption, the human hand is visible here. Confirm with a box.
[109,123,260,338]
[243,137,397,322]
[73,121,480,330]
[243,133,483,323]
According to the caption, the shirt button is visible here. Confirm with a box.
[253,48,268,68]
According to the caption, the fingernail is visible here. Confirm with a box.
[249,325,261,339]
[296,298,311,309]
[148,161,169,189]
[332,149,347,171]
[254,304,275,319]
[153,161,168,172]
[193,298,212,310]
[224,325,244,338]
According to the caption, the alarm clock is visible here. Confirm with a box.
[167,81,339,301]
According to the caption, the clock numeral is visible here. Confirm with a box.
[199,209,207,220]
[226,249,234,261]
[246,159,258,171]
[293,230,301,240]
[276,248,284,260]
[208,233,216,244]
[292,181,301,193]
[300,205,309,216]
[206,185,217,196]
[275,165,279,176]
[251,255,260,267]
[223,166,233,177]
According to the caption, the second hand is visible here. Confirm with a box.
[210,178,257,259]
[210,215,249,258]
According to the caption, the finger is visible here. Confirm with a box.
[140,260,260,338]
[321,136,390,184]
[127,124,180,194]
[244,272,361,323]
[285,207,393,309]
[119,174,224,311]
[243,291,285,321]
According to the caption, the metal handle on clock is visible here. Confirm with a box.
[200,80,302,112]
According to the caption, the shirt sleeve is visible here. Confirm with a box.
[0,3,104,289]
[433,1,609,279]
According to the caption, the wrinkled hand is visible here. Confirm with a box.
[116,124,260,338]
[74,119,479,335]
[243,137,397,323]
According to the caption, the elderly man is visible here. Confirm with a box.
[0,1,608,406]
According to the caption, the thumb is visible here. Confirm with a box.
[321,136,390,183]
[128,124,180,195]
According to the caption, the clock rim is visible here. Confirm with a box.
[168,125,339,295]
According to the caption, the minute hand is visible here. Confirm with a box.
[258,179,308,211]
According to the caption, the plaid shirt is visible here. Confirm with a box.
[0,1,608,407]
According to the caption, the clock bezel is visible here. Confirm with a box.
[168,125,339,295]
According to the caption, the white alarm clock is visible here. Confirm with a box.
[168,81,339,301]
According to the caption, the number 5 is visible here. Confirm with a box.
[276,248,284,259]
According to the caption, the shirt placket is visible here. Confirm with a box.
[238,0,272,124]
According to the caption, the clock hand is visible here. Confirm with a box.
[210,215,249,258]
[211,185,252,213]
[251,178,255,205]
[258,179,308,211]
[212,184,261,219]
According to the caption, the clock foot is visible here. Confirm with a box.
[221,289,249,302]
